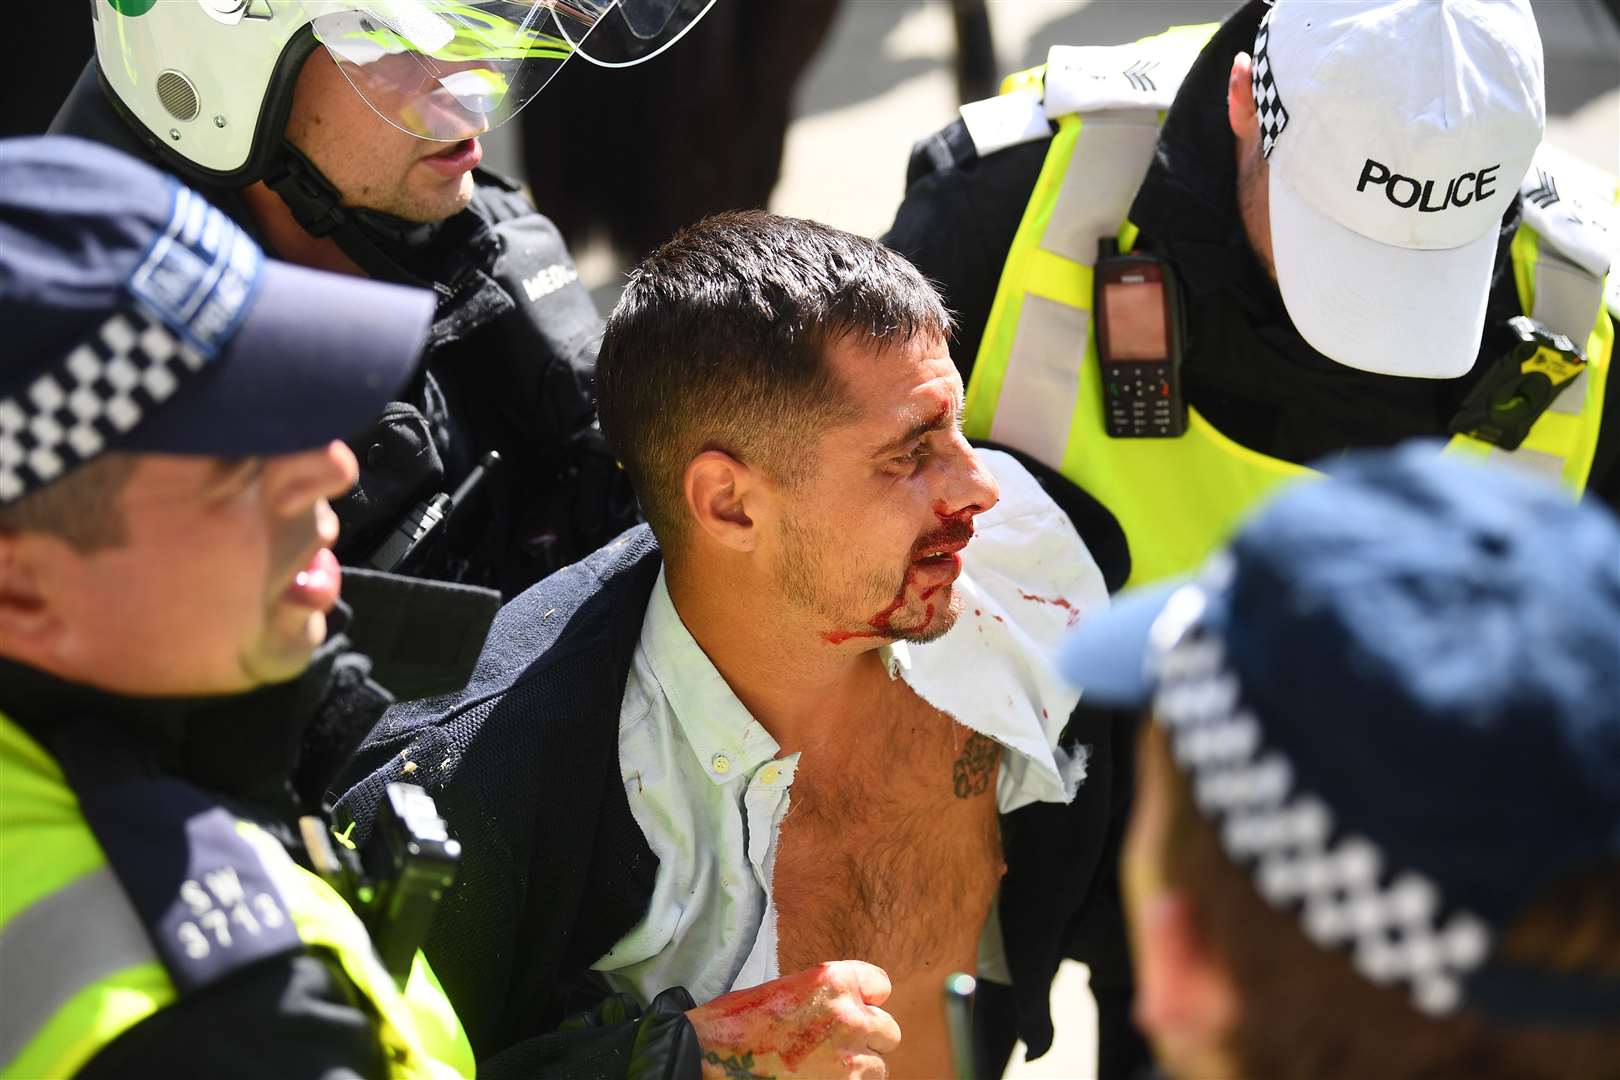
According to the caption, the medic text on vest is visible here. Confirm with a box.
[1356,159,1501,213]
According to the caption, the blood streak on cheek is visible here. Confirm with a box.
[1017,588,1082,627]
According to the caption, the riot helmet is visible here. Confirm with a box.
[91,0,717,187]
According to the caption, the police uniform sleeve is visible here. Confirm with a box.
[73,952,391,1079]
[881,119,1052,381]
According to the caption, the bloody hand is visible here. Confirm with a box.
[686,961,902,1079]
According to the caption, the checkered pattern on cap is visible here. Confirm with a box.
[1253,8,1290,158]
[0,304,205,505]
[1148,586,1494,1017]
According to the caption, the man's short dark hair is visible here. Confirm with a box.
[596,210,953,554]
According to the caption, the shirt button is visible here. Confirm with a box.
[711,753,731,775]
[759,764,781,785]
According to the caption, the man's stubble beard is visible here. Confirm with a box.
[775,508,960,644]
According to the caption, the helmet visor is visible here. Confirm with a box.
[304,1,718,142]
[564,0,719,68]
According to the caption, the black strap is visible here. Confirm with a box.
[906,117,979,188]
[262,142,437,288]
[50,719,305,998]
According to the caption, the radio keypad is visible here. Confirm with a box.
[1101,361,1184,438]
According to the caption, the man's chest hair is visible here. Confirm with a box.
[771,681,1006,974]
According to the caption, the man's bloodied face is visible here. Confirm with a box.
[766,334,1000,647]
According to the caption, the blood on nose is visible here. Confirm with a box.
[913,504,977,561]
[932,500,983,524]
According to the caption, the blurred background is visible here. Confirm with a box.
[6,1,1617,1075]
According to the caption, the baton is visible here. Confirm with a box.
[943,971,977,1080]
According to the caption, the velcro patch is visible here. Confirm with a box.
[129,183,263,361]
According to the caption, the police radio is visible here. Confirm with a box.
[1094,239,1186,438]
[1448,316,1586,451]
[301,782,460,987]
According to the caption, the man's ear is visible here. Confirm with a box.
[0,534,61,657]
[1228,51,1258,142]
[683,450,758,553]
[1133,890,1240,1059]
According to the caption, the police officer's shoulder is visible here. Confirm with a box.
[68,747,307,1001]
[1516,142,1619,315]
[904,103,1053,192]
[905,28,1211,195]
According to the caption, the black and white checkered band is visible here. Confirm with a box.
[1253,9,1290,158]
[1147,586,1493,1017]
[0,305,205,505]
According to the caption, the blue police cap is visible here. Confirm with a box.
[0,136,435,504]
[1060,445,1620,1023]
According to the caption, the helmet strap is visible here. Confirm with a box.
[263,141,436,288]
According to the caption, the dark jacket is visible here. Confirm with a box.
[51,66,639,597]
[336,522,1137,1072]
[883,0,1620,511]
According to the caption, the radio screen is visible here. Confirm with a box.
[1102,280,1168,361]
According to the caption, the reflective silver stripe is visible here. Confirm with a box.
[1041,111,1161,264]
[990,113,1161,464]
[0,867,159,1067]
[1533,248,1604,342]
[1532,250,1604,417]
[989,293,1089,465]
[1550,368,1589,417]
[1485,445,1568,484]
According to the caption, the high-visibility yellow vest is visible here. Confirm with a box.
[961,26,1617,587]
[0,713,477,1079]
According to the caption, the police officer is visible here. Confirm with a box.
[0,138,699,1079]
[886,0,1619,592]
[1059,446,1620,1078]
[51,0,715,597]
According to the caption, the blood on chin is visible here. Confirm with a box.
[819,580,957,646]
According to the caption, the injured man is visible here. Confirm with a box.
[339,212,1116,1079]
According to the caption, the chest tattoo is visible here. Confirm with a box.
[952,732,1000,798]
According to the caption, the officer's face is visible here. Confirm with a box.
[1122,723,1243,1079]
[762,335,1001,647]
[22,441,358,697]
[282,48,482,224]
